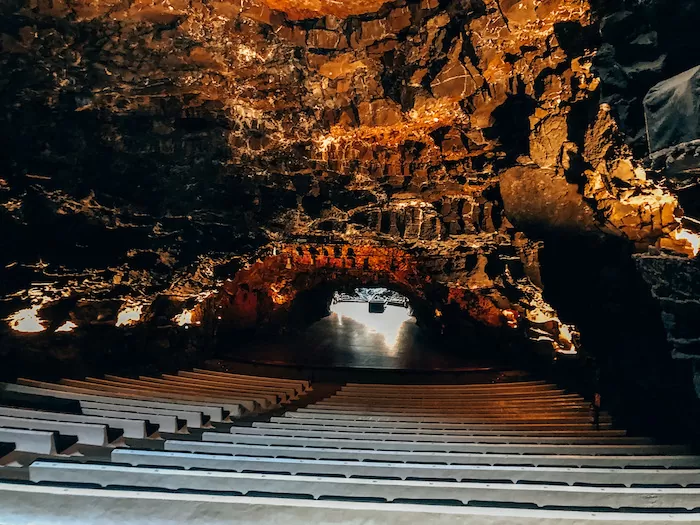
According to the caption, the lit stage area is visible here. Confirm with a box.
[221,288,483,370]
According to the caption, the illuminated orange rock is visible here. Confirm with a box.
[261,0,391,20]
[1,0,693,376]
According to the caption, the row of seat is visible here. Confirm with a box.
[2,483,697,525]
[26,461,700,509]
[0,369,309,455]
[1,373,699,524]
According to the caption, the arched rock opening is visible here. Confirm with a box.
[205,242,581,364]
[1,0,700,442]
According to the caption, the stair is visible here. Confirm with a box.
[0,370,698,524]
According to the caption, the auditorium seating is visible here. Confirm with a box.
[0,370,699,524]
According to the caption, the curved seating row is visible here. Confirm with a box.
[0,372,698,524]
[0,369,309,455]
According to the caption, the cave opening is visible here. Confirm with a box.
[327,287,415,357]
[216,281,495,371]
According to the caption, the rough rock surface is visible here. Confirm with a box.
[595,1,700,395]
[0,0,699,421]
[635,254,700,358]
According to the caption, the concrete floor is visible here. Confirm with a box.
[225,304,479,370]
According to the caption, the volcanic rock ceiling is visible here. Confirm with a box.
[1,0,699,372]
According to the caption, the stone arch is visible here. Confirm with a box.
[214,244,435,332]
[206,242,576,360]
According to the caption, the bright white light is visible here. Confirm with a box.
[6,305,47,333]
[672,227,700,257]
[173,308,200,327]
[173,309,192,326]
[330,302,412,351]
[116,304,143,327]
[55,320,78,333]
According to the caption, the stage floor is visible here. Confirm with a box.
[222,304,484,371]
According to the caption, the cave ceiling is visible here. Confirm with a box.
[1,0,699,358]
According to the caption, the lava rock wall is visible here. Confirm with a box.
[1,0,698,412]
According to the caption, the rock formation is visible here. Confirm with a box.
[1,0,700,424]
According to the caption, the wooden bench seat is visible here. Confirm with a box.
[174,372,303,397]
[80,378,267,411]
[230,426,649,445]
[339,386,572,393]
[342,381,550,389]
[343,379,552,390]
[42,378,248,416]
[328,395,586,405]
[280,414,613,430]
[193,369,310,390]
[158,375,294,402]
[334,390,579,400]
[288,410,611,424]
[262,420,624,436]
[331,395,585,405]
[2,382,223,422]
[128,376,284,404]
[314,402,594,413]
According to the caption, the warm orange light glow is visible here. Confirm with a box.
[269,282,290,305]
[555,323,578,355]
[173,309,200,327]
[116,304,143,327]
[671,228,700,257]
[6,305,47,333]
[55,320,77,333]
[502,309,518,329]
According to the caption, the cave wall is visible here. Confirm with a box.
[589,0,700,413]
[1,0,699,430]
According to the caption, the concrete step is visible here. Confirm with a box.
[1,482,698,524]
[28,461,700,510]
[112,449,700,486]
[234,426,649,445]
[284,411,612,425]
[192,369,310,391]
[15,380,239,419]
[176,372,303,397]
[262,420,626,436]
[278,415,613,431]
[200,431,688,456]
[163,440,700,468]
